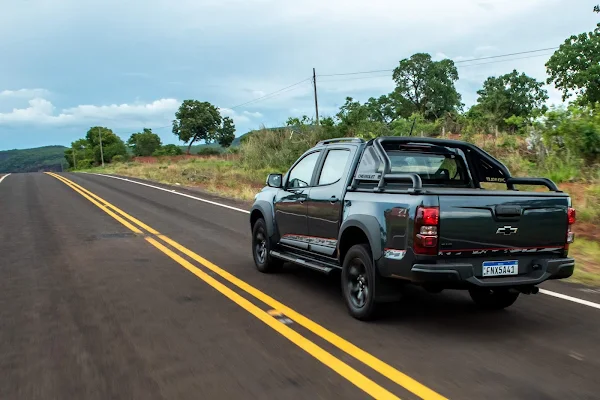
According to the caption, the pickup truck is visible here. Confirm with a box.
[249,136,576,320]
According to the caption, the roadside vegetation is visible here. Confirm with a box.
[79,19,600,285]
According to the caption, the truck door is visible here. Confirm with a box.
[274,150,322,250]
[306,147,354,256]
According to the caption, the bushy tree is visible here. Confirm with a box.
[475,70,548,131]
[546,23,600,105]
[218,117,236,148]
[172,100,237,153]
[64,138,94,168]
[153,144,184,156]
[128,128,162,156]
[541,104,600,163]
[392,53,462,120]
[85,126,128,164]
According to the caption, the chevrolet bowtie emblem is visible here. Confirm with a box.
[496,226,518,235]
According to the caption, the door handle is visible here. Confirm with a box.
[330,196,339,204]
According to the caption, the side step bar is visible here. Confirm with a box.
[270,250,335,275]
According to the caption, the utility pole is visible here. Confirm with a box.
[72,147,77,169]
[98,126,105,167]
[313,67,319,126]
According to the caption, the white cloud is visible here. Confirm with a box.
[0,88,50,98]
[0,92,264,129]
[243,110,263,118]
[0,97,180,127]
[219,107,252,123]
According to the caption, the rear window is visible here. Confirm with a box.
[355,145,471,187]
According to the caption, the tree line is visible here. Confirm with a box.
[65,100,237,169]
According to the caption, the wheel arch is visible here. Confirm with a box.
[338,215,383,263]
[250,201,276,238]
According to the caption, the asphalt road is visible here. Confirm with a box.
[1,172,599,400]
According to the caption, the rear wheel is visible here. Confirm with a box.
[341,244,378,321]
[252,218,283,273]
[468,287,519,310]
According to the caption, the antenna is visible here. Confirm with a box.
[408,117,417,136]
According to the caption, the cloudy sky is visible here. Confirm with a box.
[0,0,597,150]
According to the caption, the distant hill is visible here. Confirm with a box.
[0,145,67,173]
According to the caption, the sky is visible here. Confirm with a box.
[0,0,598,150]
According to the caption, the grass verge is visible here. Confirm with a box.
[86,157,275,201]
[568,239,600,286]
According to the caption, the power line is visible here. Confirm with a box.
[454,47,558,63]
[317,52,558,83]
[319,73,393,83]
[228,78,312,109]
[318,46,559,77]
[457,52,555,68]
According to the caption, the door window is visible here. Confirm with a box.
[287,151,320,188]
[318,149,350,185]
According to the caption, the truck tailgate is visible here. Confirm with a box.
[438,194,569,256]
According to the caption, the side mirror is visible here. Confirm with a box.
[266,173,283,188]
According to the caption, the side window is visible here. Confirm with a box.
[287,151,321,188]
[318,149,351,185]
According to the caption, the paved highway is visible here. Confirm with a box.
[1,172,599,399]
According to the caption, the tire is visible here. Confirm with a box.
[252,218,283,273]
[341,244,378,321]
[468,287,519,310]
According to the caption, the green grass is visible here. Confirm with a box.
[88,157,275,201]
[568,238,600,286]
[578,185,600,223]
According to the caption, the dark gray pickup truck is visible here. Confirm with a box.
[250,136,576,320]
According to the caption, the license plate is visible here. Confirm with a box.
[482,260,518,277]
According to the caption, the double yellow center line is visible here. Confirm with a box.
[46,172,447,400]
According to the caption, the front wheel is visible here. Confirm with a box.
[341,244,378,321]
[252,218,283,273]
[468,288,519,310]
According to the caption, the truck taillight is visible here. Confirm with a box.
[568,207,576,225]
[566,207,575,246]
[414,206,439,255]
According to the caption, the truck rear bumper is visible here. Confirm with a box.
[381,257,575,287]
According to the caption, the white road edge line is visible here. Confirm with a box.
[539,289,600,310]
[84,172,250,214]
[83,172,600,311]
[0,173,11,184]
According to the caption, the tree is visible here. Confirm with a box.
[85,126,127,164]
[153,144,183,156]
[172,100,223,154]
[64,138,95,169]
[127,128,162,156]
[541,104,600,163]
[392,53,462,120]
[369,93,413,124]
[286,115,314,126]
[217,117,236,148]
[475,70,548,131]
[335,97,370,127]
[546,23,600,105]
[594,5,599,13]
